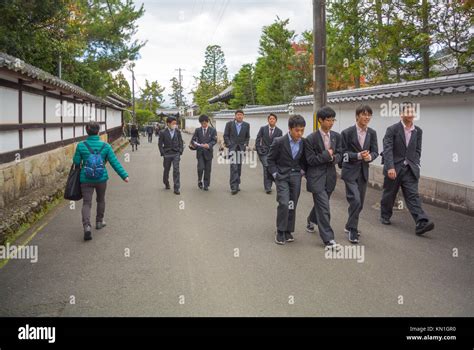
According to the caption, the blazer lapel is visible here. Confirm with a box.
[283,134,293,159]
[315,131,325,152]
[397,122,407,149]
[362,128,371,150]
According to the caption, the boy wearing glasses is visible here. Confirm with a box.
[340,105,379,244]
[304,106,342,250]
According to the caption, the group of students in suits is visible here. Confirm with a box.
[157,115,218,195]
[156,103,435,250]
[265,102,435,248]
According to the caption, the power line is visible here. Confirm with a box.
[210,0,230,43]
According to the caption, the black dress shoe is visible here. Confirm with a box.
[275,231,286,245]
[380,217,391,225]
[83,226,92,241]
[203,187,209,191]
[165,184,170,190]
[198,182,203,189]
[174,189,180,195]
[285,232,294,242]
[231,190,238,195]
[416,220,434,235]
[266,190,272,194]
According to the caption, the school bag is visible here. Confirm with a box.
[83,142,107,179]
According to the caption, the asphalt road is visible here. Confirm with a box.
[0,134,473,316]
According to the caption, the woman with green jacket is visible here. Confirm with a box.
[73,122,129,241]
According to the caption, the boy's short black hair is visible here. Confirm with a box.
[235,109,244,115]
[86,121,100,135]
[288,114,306,129]
[355,104,373,116]
[317,106,336,120]
[166,116,177,124]
[199,114,209,123]
[268,113,278,120]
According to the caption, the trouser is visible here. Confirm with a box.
[81,181,107,229]
[344,171,368,232]
[276,172,302,233]
[163,154,181,190]
[229,151,243,190]
[259,154,273,191]
[197,155,212,187]
[380,165,428,224]
[308,191,335,243]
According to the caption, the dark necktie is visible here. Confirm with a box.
[269,128,273,138]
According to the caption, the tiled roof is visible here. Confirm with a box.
[292,73,474,105]
[0,52,126,109]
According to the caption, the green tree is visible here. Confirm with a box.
[169,76,187,107]
[110,71,132,100]
[0,0,146,96]
[254,17,295,105]
[193,45,229,114]
[229,64,256,109]
[138,79,165,114]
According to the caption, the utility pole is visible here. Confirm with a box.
[175,68,185,107]
[128,62,136,125]
[313,0,327,131]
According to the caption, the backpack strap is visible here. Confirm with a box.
[83,141,95,154]
[84,141,106,158]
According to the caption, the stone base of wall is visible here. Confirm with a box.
[0,136,129,244]
[356,164,473,216]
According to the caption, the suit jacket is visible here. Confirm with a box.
[223,120,250,151]
[267,134,307,181]
[340,125,378,182]
[255,125,283,156]
[381,122,422,179]
[304,130,342,194]
[158,128,184,156]
[191,126,217,160]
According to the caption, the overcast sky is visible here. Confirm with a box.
[120,0,313,107]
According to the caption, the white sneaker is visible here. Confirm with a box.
[344,228,361,237]
[324,240,342,251]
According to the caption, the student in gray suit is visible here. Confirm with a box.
[255,113,283,194]
[340,105,379,244]
[305,106,343,250]
[158,116,184,195]
[267,115,307,245]
[191,115,217,191]
[380,102,434,235]
[223,109,250,194]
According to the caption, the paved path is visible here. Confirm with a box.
[0,135,473,316]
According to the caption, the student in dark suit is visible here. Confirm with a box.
[380,102,434,235]
[223,109,250,194]
[267,114,307,245]
[340,104,379,244]
[255,113,283,194]
[191,115,217,191]
[304,106,343,250]
[158,116,184,195]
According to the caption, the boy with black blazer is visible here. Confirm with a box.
[255,113,283,194]
[191,115,217,191]
[304,106,343,250]
[158,116,184,195]
[380,102,434,235]
[267,114,307,245]
[340,105,379,244]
